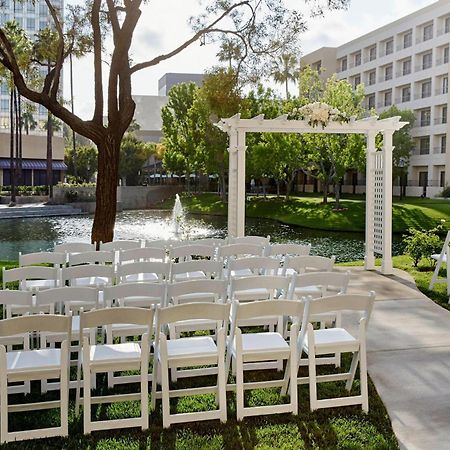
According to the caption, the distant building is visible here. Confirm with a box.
[158,73,205,96]
[301,0,450,197]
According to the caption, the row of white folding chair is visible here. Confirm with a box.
[0,291,374,438]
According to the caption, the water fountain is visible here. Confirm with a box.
[171,194,185,238]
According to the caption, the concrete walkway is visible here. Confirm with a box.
[341,267,450,450]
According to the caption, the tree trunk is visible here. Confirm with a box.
[334,182,341,210]
[91,138,120,245]
[276,180,280,198]
[46,112,53,200]
[16,93,23,185]
[285,172,296,201]
[322,181,329,204]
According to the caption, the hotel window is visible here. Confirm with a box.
[401,86,411,102]
[385,64,393,80]
[39,2,47,16]
[419,171,428,186]
[441,135,447,153]
[368,70,376,85]
[26,1,34,13]
[384,90,392,106]
[385,39,393,55]
[402,59,411,75]
[14,2,23,12]
[445,17,450,33]
[444,47,449,64]
[1,99,9,112]
[340,57,347,72]
[420,109,430,127]
[26,18,35,31]
[367,94,375,110]
[354,74,361,89]
[440,172,446,188]
[443,76,448,94]
[369,45,377,61]
[443,106,448,124]
[421,80,431,98]
[423,23,433,41]
[0,83,9,95]
[422,52,432,70]
[419,137,430,155]
[403,31,412,48]
[354,52,361,67]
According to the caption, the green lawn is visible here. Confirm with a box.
[160,193,450,234]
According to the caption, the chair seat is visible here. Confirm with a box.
[24,280,57,290]
[233,288,270,301]
[233,332,289,355]
[304,328,357,353]
[165,336,217,359]
[7,348,61,373]
[173,271,207,281]
[89,342,141,363]
[122,273,159,282]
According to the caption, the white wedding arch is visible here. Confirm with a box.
[216,110,407,274]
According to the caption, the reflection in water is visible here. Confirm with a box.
[0,210,403,262]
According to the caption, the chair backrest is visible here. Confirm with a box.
[230,275,291,300]
[228,256,280,278]
[3,266,60,290]
[145,239,178,249]
[19,251,66,268]
[54,242,95,254]
[0,290,33,318]
[68,250,115,266]
[309,292,375,326]
[80,306,153,331]
[169,244,216,261]
[0,314,72,338]
[232,298,306,322]
[289,271,350,298]
[118,247,166,264]
[103,282,166,307]
[217,243,264,259]
[36,286,99,313]
[284,255,335,274]
[156,302,230,328]
[166,279,227,305]
[61,265,114,287]
[99,240,142,252]
[229,235,270,246]
[192,238,226,247]
[170,260,222,282]
[116,261,170,283]
[266,243,311,258]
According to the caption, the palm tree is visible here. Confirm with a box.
[22,109,37,135]
[217,39,243,70]
[270,53,300,99]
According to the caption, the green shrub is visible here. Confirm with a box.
[403,222,445,267]
[64,189,78,202]
[441,186,450,198]
[33,185,48,195]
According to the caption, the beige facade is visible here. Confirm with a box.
[0,133,64,160]
[301,0,450,197]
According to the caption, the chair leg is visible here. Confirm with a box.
[217,330,227,424]
[60,356,69,436]
[141,361,149,430]
[161,357,171,429]
[0,370,8,443]
[83,364,92,434]
[360,342,369,413]
[345,351,360,391]
[290,345,298,415]
[236,353,244,421]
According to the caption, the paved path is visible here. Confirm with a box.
[341,267,450,450]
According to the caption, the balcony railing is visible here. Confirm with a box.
[433,146,446,154]
[434,117,448,125]
[411,148,430,156]
[395,95,411,103]
[419,119,431,127]
[414,92,431,100]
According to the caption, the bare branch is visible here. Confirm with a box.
[91,0,104,124]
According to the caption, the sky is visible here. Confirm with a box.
[63,0,437,119]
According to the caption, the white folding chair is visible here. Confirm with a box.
[429,230,450,295]
[118,247,166,264]
[265,243,311,258]
[229,235,270,246]
[228,299,309,420]
[145,239,179,249]
[288,292,375,413]
[103,283,165,388]
[54,242,96,254]
[68,250,115,266]
[192,238,226,248]
[37,287,100,391]
[76,307,153,433]
[116,261,170,283]
[0,314,71,443]
[19,251,66,268]
[61,265,114,288]
[227,256,280,280]
[170,260,222,282]
[284,255,336,276]
[152,302,230,428]
[218,244,265,279]
[2,266,60,291]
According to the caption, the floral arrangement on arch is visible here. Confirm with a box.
[288,102,349,128]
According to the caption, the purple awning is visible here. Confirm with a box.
[0,159,67,170]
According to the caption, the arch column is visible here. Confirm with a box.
[364,131,376,270]
[227,130,247,237]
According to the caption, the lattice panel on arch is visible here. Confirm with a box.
[373,151,384,254]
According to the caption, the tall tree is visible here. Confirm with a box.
[270,53,300,99]
[0,0,349,242]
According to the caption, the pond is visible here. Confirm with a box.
[0,209,404,261]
